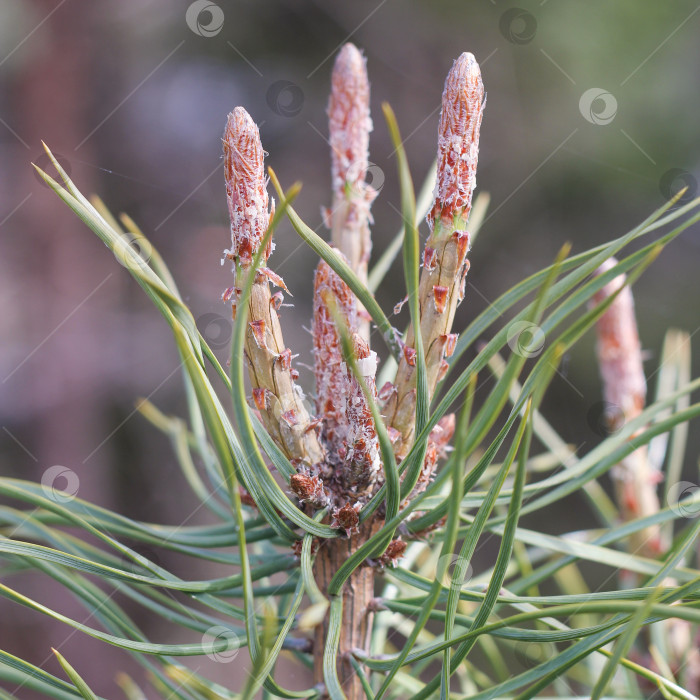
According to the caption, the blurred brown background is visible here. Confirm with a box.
[1,0,699,697]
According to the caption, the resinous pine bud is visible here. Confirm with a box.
[386,53,484,460]
[427,51,485,231]
[222,108,324,469]
[329,44,371,202]
[593,259,663,557]
[312,257,380,501]
[312,256,358,456]
[343,333,381,496]
[593,259,646,423]
[223,107,273,270]
[328,43,376,340]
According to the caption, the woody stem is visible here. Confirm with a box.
[313,522,379,700]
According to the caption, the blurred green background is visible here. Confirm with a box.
[1,1,698,697]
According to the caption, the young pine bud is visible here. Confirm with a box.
[427,51,485,232]
[343,333,381,497]
[223,107,274,272]
[223,108,324,470]
[593,259,663,557]
[313,258,380,501]
[327,43,376,340]
[386,53,484,458]
[593,259,646,424]
[312,256,358,456]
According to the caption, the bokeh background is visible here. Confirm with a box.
[1,1,699,697]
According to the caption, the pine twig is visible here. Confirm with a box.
[223,107,325,472]
[593,257,663,559]
[312,258,381,505]
[327,43,377,341]
[385,52,485,461]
